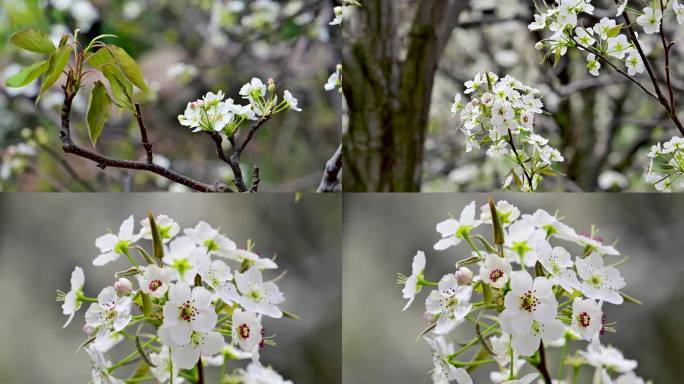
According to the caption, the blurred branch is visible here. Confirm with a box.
[58,79,233,193]
[37,142,96,191]
[317,144,342,192]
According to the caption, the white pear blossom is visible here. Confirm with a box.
[137,264,174,299]
[401,250,426,310]
[94,215,140,266]
[85,346,125,384]
[85,286,132,337]
[239,77,267,103]
[238,362,293,384]
[62,266,84,327]
[625,51,644,76]
[571,298,603,341]
[159,283,217,346]
[325,64,342,92]
[231,308,263,356]
[424,336,459,384]
[504,374,540,384]
[576,254,625,304]
[500,272,558,335]
[480,253,512,289]
[580,340,637,373]
[233,267,285,318]
[587,53,601,76]
[222,248,278,270]
[330,6,343,25]
[198,258,239,304]
[480,200,520,227]
[184,221,236,255]
[149,347,185,383]
[158,326,224,369]
[505,219,547,267]
[606,35,630,59]
[636,7,662,34]
[425,274,473,334]
[674,1,684,24]
[434,201,481,250]
[536,242,580,292]
[163,237,208,284]
[283,90,301,112]
[140,214,180,243]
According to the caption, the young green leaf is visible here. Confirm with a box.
[9,28,56,54]
[5,60,48,87]
[607,25,623,38]
[91,45,149,93]
[147,211,165,261]
[86,81,111,146]
[38,45,72,101]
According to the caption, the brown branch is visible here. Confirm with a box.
[59,83,231,192]
[659,0,675,110]
[250,165,260,192]
[317,144,342,192]
[207,132,248,192]
[619,6,684,134]
[235,113,272,156]
[134,103,154,164]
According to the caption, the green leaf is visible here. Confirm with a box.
[38,45,71,101]
[103,66,134,109]
[5,60,48,87]
[86,81,111,146]
[9,28,56,54]
[607,24,623,38]
[91,45,148,92]
[488,196,504,246]
[147,211,165,261]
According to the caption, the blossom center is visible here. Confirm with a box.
[148,279,163,292]
[238,323,251,339]
[204,239,219,252]
[489,269,505,282]
[519,290,540,312]
[578,311,591,328]
[179,300,198,322]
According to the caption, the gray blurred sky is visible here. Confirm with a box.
[0,193,341,384]
[342,193,684,383]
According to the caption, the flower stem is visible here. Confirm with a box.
[536,343,553,384]
[197,357,204,384]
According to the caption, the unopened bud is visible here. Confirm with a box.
[423,311,436,323]
[268,78,276,94]
[82,323,95,335]
[455,267,473,285]
[535,41,544,51]
[114,277,133,296]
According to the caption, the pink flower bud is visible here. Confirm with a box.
[82,324,95,335]
[423,311,436,323]
[455,267,473,285]
[114,277,133,296]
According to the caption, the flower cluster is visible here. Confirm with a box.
[178,77,301,134]
[645,136,684,191]
[529,1,683,79]
[58,213,294,383]
[398,199,649,384]
[450,73,563,191]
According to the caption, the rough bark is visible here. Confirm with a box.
[342,0,467,191]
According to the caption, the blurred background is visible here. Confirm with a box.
[0,0,340,192]
[343,0,684,192]
[0,193,341,383]
[343,193,684,383]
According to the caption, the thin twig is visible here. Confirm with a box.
[59,84,231,192]
[658,0,675,110]
[236,113,272,156]
[207,132,248,192]
[317,144,343,192]
[134,103,154,164]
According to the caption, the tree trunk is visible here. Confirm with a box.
[342,0,467,191]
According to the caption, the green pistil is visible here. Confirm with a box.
[173,258,192,278]
[159,225,171,239]
[247,290,262,302]
[455,225,472,239]
[204,239,219,252]
[114,240,131,255]
[512,241,532,258]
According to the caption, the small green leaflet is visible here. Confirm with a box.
[5,60,48,87]
[89,45,149,93]
[38,45,72,102]
[9,28,56,54]
[86,81,112,146]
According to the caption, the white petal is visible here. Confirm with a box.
[95,234,118,251]
[454,368,473,384]
[71,266,85,289]
[434,236,460,250]
[93,252,120,266]
[199,332,224,355]
[173,343,200,369]
[436,219,460,236]
[118,215,135,240]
